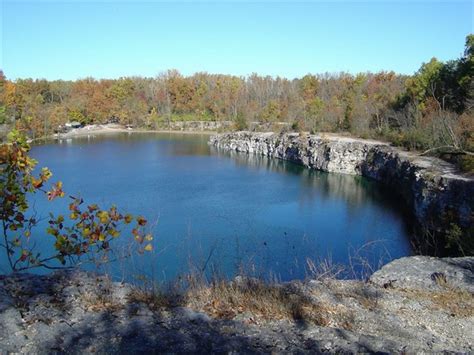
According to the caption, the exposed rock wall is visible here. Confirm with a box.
[0,124,11,143]
[165,120,233,131]
[161,121,290,132]
[209,132,474,242]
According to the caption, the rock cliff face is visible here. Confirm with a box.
[166,120,233,131]
[0,124,11,143]
[157,120,290,132]
[209,132,473,244]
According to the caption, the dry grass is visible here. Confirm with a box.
[184,277,353,328]
[78,278,123,312]
[79,290,123,312]
[332,287,379,311]
[127,287,177,311]
[305,257,345,280]
[401,287,474,318]
[429,289,474,317]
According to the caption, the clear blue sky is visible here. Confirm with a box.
[1,1,472,80]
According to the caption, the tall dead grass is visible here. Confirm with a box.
[183,276,354,328]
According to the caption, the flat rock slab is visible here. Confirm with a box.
[370,256,474,292]
[0,256,473,353]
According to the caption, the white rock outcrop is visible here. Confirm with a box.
[209,132,474,241]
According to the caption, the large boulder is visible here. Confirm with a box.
[370,255,474,292]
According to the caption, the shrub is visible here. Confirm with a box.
[290,120,300,131]
[0,106,7,125]
[233,113,248,131]
[0,130,153,271]
[458,155,474,173]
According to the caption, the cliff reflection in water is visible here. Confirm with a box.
[215,147,414,227]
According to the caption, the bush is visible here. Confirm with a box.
[0,106,7,125]
[290,121,299,131]
[233,113,248,131]
[0,130,153,271]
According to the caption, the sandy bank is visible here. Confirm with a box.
[54,124,215,139]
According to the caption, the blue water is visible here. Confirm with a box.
[3,133,413,280]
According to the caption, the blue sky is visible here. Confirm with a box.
[1,1,472,80]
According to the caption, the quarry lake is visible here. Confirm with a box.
[15,132,413,281]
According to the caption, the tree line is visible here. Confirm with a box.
[0,35,472,170]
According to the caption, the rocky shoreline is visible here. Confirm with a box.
[0,256,472,353]
[210,131,474,249]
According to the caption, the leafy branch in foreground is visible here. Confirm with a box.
[0,130,152,271]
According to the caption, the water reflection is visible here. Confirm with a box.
[213,147,414,230]
[39,132,213,156]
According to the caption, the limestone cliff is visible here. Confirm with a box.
[209,132,473,249]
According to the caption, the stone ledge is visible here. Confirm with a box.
[209,131,474,241]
